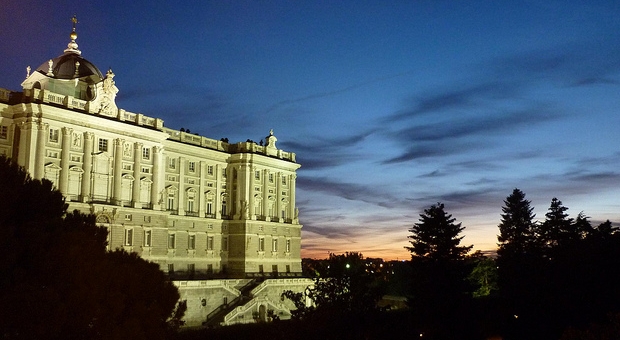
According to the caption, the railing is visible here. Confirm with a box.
[205,213,216,219]
[185,211,199,217]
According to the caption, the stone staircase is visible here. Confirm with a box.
[202,279,262,327]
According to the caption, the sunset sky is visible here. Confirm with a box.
[2,1,619,260]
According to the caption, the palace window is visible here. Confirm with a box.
[286,239,291,253]
[255,170,260,180]
[124,228,133,246]
[188,161,196,172]
[98,138,108,152]
[168,157,176,169]
[188,234,196,250]
[222,237,228,251]
[206,200,213,215]
[272,239,278,252]
[49,128,59,143]
[207,165,214,175]
[142,147,150,160]
[282,176,287,185]
[144,230,152,247]
[168,234,176,249]
[258,237,265,252]
[187,190,195,213]
[167,192,175,211]
[0,126,7,139]
[207,236,214,250]
[269,173,274,183]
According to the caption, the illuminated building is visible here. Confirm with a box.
[0,19,310,326]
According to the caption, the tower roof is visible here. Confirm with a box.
[34,16,103,82]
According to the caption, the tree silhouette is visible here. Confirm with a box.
[497,188,539,257]
[406,203,473,337]
[0,155,184,339]
[282,252,383,321]
[406,202,472,262]
[538,197,576,249]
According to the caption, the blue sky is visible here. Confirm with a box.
[2,1,619,259]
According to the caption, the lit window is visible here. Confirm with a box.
[144,230,152,247]
[49,129,59,143]
[98,138,108,152]
[142,147,150,160]
[258,237,265,252]
[124,228,133,246]
[188,234,196,250]
[272,239,278,252]
[188,161,195,172]
[207,165,213,175]
[207,236,214,250]
[0,126,7,139]
[168,234,176,249]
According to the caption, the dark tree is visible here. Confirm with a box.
[497,188,539,257]
[537,197,576,249]
[282,252,383,321]
[406,203,472,261]
[0,156,184,339]
[590,219,619,240]
[406,203,473,337]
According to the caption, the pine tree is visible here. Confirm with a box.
[406,202,472,261]
[538,197,575,248]
[497,188,538,257]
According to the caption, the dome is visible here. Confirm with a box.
[35,52,104,83]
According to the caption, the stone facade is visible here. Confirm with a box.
[0,21,309,326]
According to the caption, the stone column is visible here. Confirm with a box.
[132,142,143,208]
[34,122,47,180]
[248,166,255,220]
[178,157,185,215]
[81,132,94,202]
[112,139,124,205]
[215,164,222,219]
[290,174,296,223]
[151,145,163,210]
[262,170,270,220]
[199,161,206,217]
[59,127,73,195]
[276,172,282,222]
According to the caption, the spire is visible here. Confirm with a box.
[64,15,81,55]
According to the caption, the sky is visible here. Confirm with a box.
[1,1,619,260]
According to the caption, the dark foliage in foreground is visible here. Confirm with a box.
[0,155,184,339]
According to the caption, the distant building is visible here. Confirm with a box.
[0,19,310,326]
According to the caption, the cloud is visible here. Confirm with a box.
[297,176,411,209]
[281,129,379,170]
[264,70,415,115]
[382,105,559,164]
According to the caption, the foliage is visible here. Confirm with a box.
[0,155,183,339]
[467,255,498,298]
[406,202,472,262]
[282,252,383,320]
